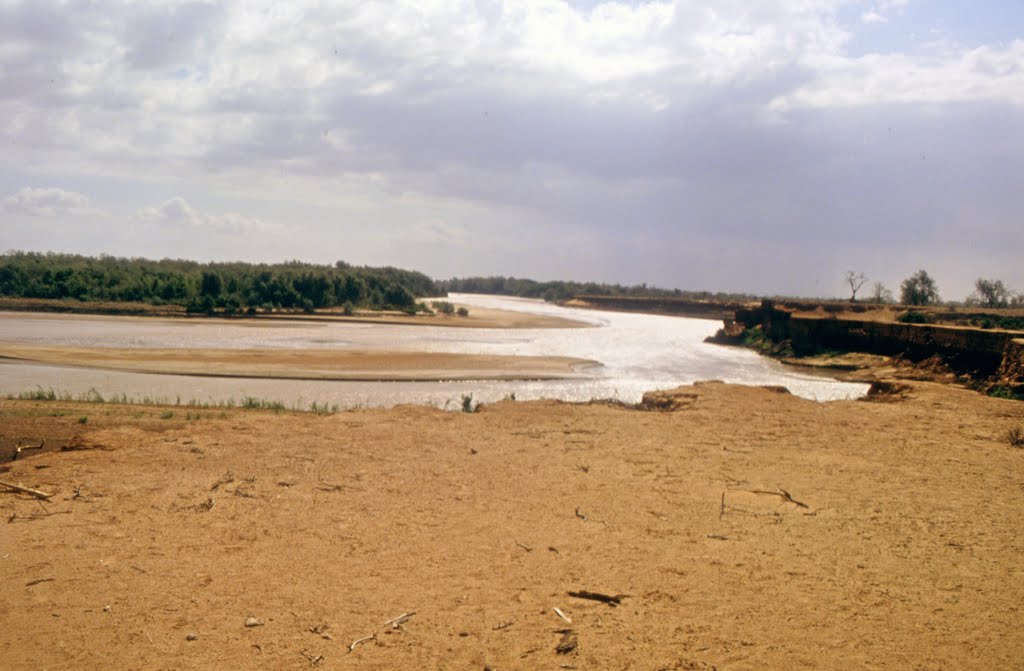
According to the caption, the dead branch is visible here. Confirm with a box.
[0,479,54,500]
[316,482,345,492]
[8,508,72,523]
[750,488,810,509]
[567,590,628,607]
[348,634,375,652]
[210,472,235,491]
[384,611,415,629]
[14,439,44,461]
[719,491,725,518]
[515,541,533,552]
[26,577,54,587]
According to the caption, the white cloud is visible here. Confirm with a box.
[3,187,100,216]
[135,196,277,235]
[861,11,886,24]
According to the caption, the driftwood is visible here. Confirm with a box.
[567,590,628,607]
[384,611,415,629]
[348,634,375,652]
[13,439,45,461]
[0,479,54,500]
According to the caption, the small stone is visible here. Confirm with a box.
[103,605,111,613]
[245,616,265,627]
[186,633,198,641]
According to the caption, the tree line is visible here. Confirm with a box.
[0,252,442,314]
[440,276,757,303]
[846,269,1024,309]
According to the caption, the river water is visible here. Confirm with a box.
[0,294,868,408]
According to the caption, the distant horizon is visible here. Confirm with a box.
[4,247,1018,306]
[3,2,1022,300]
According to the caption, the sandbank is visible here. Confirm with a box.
[0,343,598,381]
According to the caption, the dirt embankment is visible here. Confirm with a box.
[714,301,1024,393]
[2,381,1023,669]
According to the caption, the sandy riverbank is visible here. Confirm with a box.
[0,343,596,382]
[1,380,1022,669]
[0,300,591,330]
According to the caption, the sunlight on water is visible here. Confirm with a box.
[0,295,868,408]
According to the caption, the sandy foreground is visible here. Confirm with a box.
[1,380,1023,670]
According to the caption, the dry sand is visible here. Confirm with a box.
[2,380,1023,669]
[0,344,596,382]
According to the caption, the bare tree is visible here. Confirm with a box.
[870,281,894,304]
[845,271,868,302]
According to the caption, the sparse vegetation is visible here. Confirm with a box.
[898,310,930,324]
[988,386,1024,402]
[1007,426,1024,447]
[461,393,477,413]
[78,415,88,424]
[160,411,174,419]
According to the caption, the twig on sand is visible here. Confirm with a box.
[567,590,628,607]
[552,607,573,624]
[300,650,324,666]
[348,634,376,652]
[26,577,55,587]
[14,439,45,461]
[384,611,416,629]
[515,541,533,552]
[574,508,609,526]
[750,488,810,509]
[555,629,578,654]
[210,472,235,491]
[0,479,54,500]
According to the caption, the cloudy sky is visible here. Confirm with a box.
[1,0,1022,298]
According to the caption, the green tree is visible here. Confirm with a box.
[900,270,940,306]
[971,278,1011,308]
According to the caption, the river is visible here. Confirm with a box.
[0,294,868,408]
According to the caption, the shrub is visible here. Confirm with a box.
[1007,427,1024,448]
[898,310,929,324]
[456,307,469,317]
[461,393,476,413]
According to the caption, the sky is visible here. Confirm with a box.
[1,0,1022,299]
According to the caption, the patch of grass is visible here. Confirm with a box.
[1007,427,1024,448]
[78,415,88,424]
[988,385,1024,402]
[461,393,477,413]
[309,401,339,415]
[160,410,174,419]
[240,396,286,412]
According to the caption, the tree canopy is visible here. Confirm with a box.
[0,252,440,313]
[899,270,940,306]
